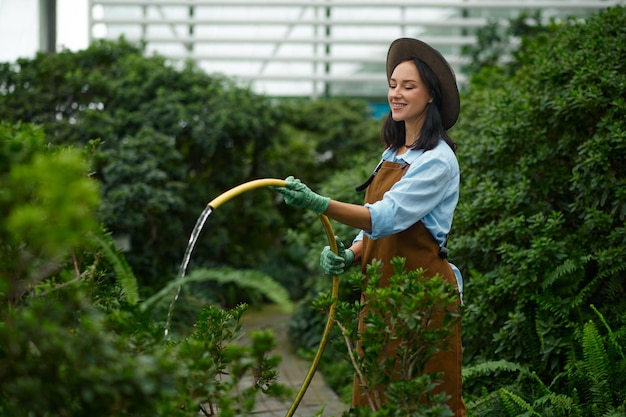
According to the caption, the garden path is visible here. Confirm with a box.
[240,304,349,417]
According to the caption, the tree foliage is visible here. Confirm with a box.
[0,123,291,416]
[0,38,379,295]
[0,122,101,302]
[461,10,550,78]
[2,5,625,415]
[314,259,460,417]
[464,308,626,417]
[451,5,626,383]
[0,38,276,288]
[284,8,626,410]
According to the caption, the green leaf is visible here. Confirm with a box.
[88,230,139,304]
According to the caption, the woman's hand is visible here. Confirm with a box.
[319,238,354,275]
[272,176,330,214]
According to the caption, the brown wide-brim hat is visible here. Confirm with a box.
[386,38,460,130]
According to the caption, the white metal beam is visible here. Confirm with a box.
[164,54,471,65]
[122,36,477,46]
[90,0,622,9]
[91,17,495,28]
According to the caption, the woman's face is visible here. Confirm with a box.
[388,60,432,127]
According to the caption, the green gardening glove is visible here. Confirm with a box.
[320,238,355,275]
[272,176,330,214]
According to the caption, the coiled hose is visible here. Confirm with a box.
[208,178,340,417]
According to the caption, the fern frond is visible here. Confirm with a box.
[462,359,525,381]
[88,231,139,304]
[600,408,626,417]
[590,304,625,361]
[582,320,611,414]
[596,262,626,281]
[571,272,605,310]
[499,388,542,416]
[466,389,506,416]
[528,371,551,396]
[604,272,626,300]
[572,262,626,309]
[542,255,591,290]
[533,392,579,417]
[191,267,293,314]
[140,267,292,313]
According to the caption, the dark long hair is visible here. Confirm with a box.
[381,58,457,153]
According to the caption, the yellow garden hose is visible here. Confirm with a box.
[208,178,340,417]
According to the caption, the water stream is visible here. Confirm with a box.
[164,205,214,337]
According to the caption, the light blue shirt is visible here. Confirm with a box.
[354,139,463,298]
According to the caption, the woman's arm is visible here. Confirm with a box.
[324,200,372,233]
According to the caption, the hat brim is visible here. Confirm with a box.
[386,38,460,130]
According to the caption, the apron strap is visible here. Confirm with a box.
[355,160,383,192]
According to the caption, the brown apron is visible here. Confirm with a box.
[352,160,466,417]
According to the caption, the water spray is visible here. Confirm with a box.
[166,178,340,417]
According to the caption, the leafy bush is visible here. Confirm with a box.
[452,5,626,383]
[0,291,291,417]
[0,291,186,417]
[0,41,382,301]
[0,122,101,302]
[0,39,286,291]
[0,122,290,416]
[312,258,461,416]
[464,307,626,417]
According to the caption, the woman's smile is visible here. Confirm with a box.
[388,61,432,130]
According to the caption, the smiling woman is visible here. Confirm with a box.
[272,37,466,416]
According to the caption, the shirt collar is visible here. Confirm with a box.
[383,147,425,165]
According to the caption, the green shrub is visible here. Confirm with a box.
[312,258,461,416]
[464,307,626,417]
[0,122,101,302]
[452,5,626,382]
[0,39,381,297]
[0,291,187,417]
[0,39,285,290]
[0,122,290,416]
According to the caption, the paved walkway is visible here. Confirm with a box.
[240,304,349,417]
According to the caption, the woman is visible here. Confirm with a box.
[273,38,465,416]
